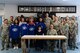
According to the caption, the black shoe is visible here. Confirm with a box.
[1,48,4,51]
[6,48,8,50]
[75,47,78,49]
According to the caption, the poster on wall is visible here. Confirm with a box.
[18,6,76,13]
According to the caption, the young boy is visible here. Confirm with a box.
[1,19,9,50]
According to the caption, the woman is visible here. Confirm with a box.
[9,19,20,49]
[8,16,14,25]
[44,13,52,30]
[52,16,60,34]
[51,15,55,22]
[69,20,76,50]
[1,19,9,50]
[59,19,69,53]
[47,24,57,51]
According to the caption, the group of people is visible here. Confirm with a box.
[0,13,78,53]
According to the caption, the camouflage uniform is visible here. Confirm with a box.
[72,20,78,35]
[44,17,52,30]
[69,20,76,49]
[52,21,60,34]
[60,22,69,53]
[65,23,69,45]
[47,29,57,51]
[8,20,14,25]
[1,24,9,49]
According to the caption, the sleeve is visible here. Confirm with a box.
[19,25,22,36]
[18,26,21,37]
[47,30,49,35]
[0,25,3,31]
[72,25,76,35]
[9,25,12,38]
[43,23,46,29]
[50,18,53,24]
[55,30,57,35]
[34,25,36,35]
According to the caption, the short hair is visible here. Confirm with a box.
[14,19,19,25]
[4,19,8,21]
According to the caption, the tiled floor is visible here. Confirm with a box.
[0,38,80,53]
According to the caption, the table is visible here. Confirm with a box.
[21,35,67,53]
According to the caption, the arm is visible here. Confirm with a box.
[47,30,49,35]
[0,25,3,31]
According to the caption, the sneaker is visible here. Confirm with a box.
[16,47,18,49]
[13,47,16,49]
[76,47,78,49]
[6,48,8,50]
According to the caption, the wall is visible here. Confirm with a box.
[2,4,80,43]
[4,4,80,18]
[0,4,5,16]
[4,4,37,18]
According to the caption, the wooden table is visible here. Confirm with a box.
[21,35,67,53]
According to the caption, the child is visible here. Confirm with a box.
[35,26,45,51]
[28,16,36,47]
[20,18,28,36]
[36,18,46,34]
[28,16,36,35]
[25,18,29,23]
[19,18,25,26]
[9,19,20,49]
[1,19,9,50]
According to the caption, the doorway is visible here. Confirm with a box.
[0,16,2,36]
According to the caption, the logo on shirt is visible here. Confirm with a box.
[12,28,18,32]
[41,26,43,28]
[22,26,27,30]
[29,28,34,31]
[45,20,50,23]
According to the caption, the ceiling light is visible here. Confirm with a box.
[63,0,68,1]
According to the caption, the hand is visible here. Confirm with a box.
[10,38,12,42]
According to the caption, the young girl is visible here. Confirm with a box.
[36,18,46,34]
[28,16,36,35]
[35,26,45,51]
[1,19,9,50]
[28,16,36,47]
[9,19,20,49]
[20,18,28,36]
[16,16,21,23]
[19,18,25,26]
[25,18,29,23]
